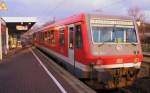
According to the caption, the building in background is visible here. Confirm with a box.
[2,17,36,49]
[138,22,150,52]
[0,17,36,60]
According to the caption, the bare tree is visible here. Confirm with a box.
[128,6,145,21]
[128,6,146,46]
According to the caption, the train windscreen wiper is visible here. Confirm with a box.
[98,42,105,47]
[131,42,137,46]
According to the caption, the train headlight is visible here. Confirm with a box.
[134,58,139,62]
[116,58,123,64]
[96,60,103,65]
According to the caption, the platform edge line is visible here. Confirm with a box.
[30,48,67,93]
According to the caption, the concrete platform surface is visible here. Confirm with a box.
[0,48,96,93]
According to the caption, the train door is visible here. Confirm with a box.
[68,25,75,64]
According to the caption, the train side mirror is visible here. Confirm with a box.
[136,21,141,26]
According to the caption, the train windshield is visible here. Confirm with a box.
[91,26,137,43]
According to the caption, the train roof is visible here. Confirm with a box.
[37,13,133,32]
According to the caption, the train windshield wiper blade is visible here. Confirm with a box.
[99,40,110,47]
[98,40,113,47]
[98,42,105,47]
[130,42,136,46]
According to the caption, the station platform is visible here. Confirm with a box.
[0,47,95,93]
[143,52,150,56]
[143,52,150,63]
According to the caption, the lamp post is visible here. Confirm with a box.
[0,19,2,61]
[0,1,7,61]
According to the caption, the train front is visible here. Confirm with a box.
[87,15,143,89]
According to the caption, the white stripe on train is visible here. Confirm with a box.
[94,62,141,69]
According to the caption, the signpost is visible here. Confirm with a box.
[0,1,7,11]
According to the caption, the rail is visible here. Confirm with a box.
[119,88,133,93]
[138,52,150,78]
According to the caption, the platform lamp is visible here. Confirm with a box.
[0,1,7,61]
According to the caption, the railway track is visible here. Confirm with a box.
[138,53,150,78]
[94,53,150,93]
[118,88,133,93]
[125,53,150,93]
[37,48,150,93]
[97,53,150,93]
[96,88,133,93]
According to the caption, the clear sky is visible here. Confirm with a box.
[0,0,150,25]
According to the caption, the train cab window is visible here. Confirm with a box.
[112,28,124,43]
[126,28,137,43]
[59,28,65,46]
[75,25,83,48]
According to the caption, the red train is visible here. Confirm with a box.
[33,13,143,89]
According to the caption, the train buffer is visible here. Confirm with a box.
[0,47,96,93]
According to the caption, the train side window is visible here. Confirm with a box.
[48,31,51,44]
[38,33,40,41]
[42,32,44,41]
[44,32,47,42]
[40,32,42,41]
[38,33,39,41]
[75,25,83,48]
[50,30,56,45]
[59,28,65,46]
[40,33,42,41]
[43,33,45,41]
[69,27,74,49]
[33,33,36,41]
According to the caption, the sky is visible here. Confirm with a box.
[0,0,150,25]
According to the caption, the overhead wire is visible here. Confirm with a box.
[91,0,124,12]
[48,0,66,16]
[39,0,67,22]
[102,0,124,10]
[43,0,125,23]
[70,0,124,15]
[52,0,66,12]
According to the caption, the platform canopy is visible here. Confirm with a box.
[2,17,36,23]
[2,17,37,34]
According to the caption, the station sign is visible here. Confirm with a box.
[16,25,28,30]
